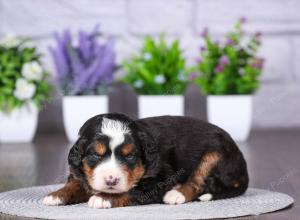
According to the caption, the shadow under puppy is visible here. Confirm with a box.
[43,113,249,208]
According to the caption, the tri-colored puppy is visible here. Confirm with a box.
[43,113,248,208]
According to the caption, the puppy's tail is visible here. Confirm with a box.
[199,186,248,201]
[198,175,249,201]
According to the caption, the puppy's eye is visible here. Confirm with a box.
[88,154,101,161]
[125,153,135,161]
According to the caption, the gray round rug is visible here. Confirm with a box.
[0,184,294,220]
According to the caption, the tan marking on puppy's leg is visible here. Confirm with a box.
[173,184,182,189]
[96,192,133,208]
[112,193,132,207]
[43,177,89,205]
[176,151,221,202]
[233,181,240,188]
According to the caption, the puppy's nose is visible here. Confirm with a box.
[105,176,120,187]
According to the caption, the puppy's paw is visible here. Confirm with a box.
[198,193,213,202]
[43,195,64,206]
[88,195,112,209]
[163,189,185,205]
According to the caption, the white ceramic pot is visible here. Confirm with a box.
[0,102,38,143]
[62,96,108,142]
[138,95,184,118]
[207,95,252,142]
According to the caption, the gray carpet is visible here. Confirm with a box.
[0,184,294,220]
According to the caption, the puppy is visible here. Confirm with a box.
[43,113,248,208]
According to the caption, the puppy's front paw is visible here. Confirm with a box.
[43,195,64,206]
[163,189,185,205]
[88,195,112,209]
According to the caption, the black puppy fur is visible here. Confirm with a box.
[47,113,249,207]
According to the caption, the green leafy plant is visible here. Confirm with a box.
[0,36,52,113]
[121,36,188,95]
[192,18,264,95]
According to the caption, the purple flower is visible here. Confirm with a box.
[219,55,229,65]
[215,65,224,73]
[199,46,206,52]
[255,31,262,38]
[200,27,209,38]
[188,72,199,81]
[239,16,247,24]
[195,57,202,63]
[226,38,234,46]
[49,25,116,95]
[50,31,71,76]
[251,58,265,69]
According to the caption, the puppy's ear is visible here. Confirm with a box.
[137,131,161,178]
[68,138,87,178]
[78,115,103,137]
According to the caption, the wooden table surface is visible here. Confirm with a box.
[0,129,299,220]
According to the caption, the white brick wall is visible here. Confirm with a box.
[1,0,300,129]
[293,38,300,81]
[127,0,192,34]
[258,37,293,83]
[253,83,300,128]
[1,0,126,36]
[195,0,300,34]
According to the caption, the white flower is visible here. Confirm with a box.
[178,71,187,81]
[22,61,43,81]
[154,74,166,84]
[134,80,143,88]
[0,34,21,48]
[238,68,245,75]
[143,52,152,61]
[13,78,36,101]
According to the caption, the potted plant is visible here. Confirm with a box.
[50,26,116,142]
[0,35,51,143]
[121,36,188,118]
[192,18,263,141]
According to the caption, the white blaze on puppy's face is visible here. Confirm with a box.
[91,154,127,193]
[90,118,131,193]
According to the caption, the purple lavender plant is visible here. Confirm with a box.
[49,25,116,95]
